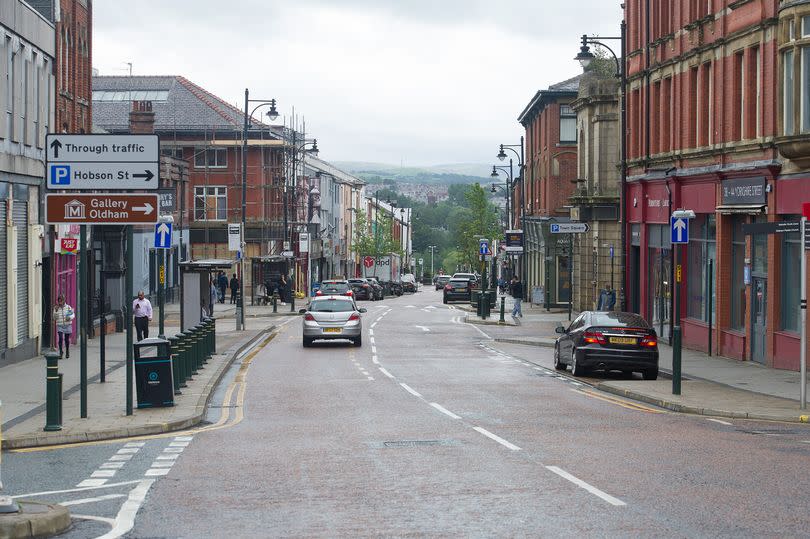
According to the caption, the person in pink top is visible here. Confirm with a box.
[133,290,153,341]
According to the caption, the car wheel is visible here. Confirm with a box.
[354,336,362,347]
[553,345,566,370]
[570,349,588,377]
[642,368,658,381]
[302,337,312,348]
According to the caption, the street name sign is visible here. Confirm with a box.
[45,194,158,225]
[550,223,589,234]
[45,134,159,190]
[154,222,172,249]
[671,217,689,244]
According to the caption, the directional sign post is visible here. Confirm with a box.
[45,194,158,225]
[154,222,172,249]
[46,134,159,190]
[550,223,589,234]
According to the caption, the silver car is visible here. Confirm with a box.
[300,295,366,347]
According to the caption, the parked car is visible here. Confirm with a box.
[443,278,472,304]
[554,311,659,380]
[315,280,353,298]
[452,272,478,287]
[301,295,366,347]
[365,276,386,299]
[434,275,450,290]
[347,278,375,300]
[401,273,417,293]
[388,280,403,296]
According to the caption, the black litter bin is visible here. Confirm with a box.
[134,337,175,408]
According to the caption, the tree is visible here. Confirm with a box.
[454,183,502,268]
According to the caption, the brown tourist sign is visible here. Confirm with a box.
[45,194,159,225]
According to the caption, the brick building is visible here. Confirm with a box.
[623,0,810,370]
[517,75,581,306]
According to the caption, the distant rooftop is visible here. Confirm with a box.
[517,74,583,125]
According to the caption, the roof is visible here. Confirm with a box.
[92,76,282,138]
[517,74,583,125]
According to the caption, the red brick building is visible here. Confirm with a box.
[56,0,92,133]
[624,0,810,370]
[518,75,581,305]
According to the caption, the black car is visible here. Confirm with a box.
[443,278,472,304]
[435,275,450,290]
[554,311,659,379]
[348,278,375,300]
[365,277,386,299]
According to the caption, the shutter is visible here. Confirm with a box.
[14,200,28,342]
[0,202,7,351]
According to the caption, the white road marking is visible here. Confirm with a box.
[371,322,377,328]
[370,337,375,344]
[71,514,117,525]
[124,442,145,448]
[95,479,155,539]
[473,427,521,451]
[705,418,733,426]
[372,345,377,354]
[11,480,142,499]
[415,325,430,332]
[367,376,375,381]
[533,367,543,371]
[144,468,171,477]
[150,461,175,468]
[174,436,194,442]
[368,329,374,336]
[379,367,395,379]
[169,441,189,447]
[400,383,422,397]
[361,370,369,376]
[58,494,126,507]
[76,479,109,488]
[571,382,583,387]
[405,305,416,308]
[372,355,379,364]
[116,447,140,454]
[469,323,491,339]
[155,454,180,460]
[430,403,461,420]
[100,462,126,470]
[91,470,117,478]
[162,447,185,453]
[545,466,626,506]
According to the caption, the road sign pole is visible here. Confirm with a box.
[126,225,134,416]
[568,236,573,322]
[673,242,682,395]
[159,248,165,338]
[79,224,87,418]
[801,216,807,410]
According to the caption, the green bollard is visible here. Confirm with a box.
[44,350,62,432]
[184,330,198,375]
[205,318,213,361]
[200,320,209,364]
[290,295,296,313]
[211,316,217,354]
[499,296,506,324]
[272,295,278,313]
[191,326,200,372]
[195,325,204,370]
[175,333,188,387]
[169,335,181,395]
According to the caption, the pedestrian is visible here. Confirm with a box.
[209,279,218,316]
[279,274,288,306]
[53,294,75,358]
[230,273,239,304]
[132,290,153,341]
[217,271,228,303]
[510,276,523,323]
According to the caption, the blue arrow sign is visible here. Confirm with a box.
[479,239,491,255]
[154,222,172,249]
[671,216,689,244]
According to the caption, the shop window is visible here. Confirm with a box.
[781,215,801,333]
[194,186,227,221]
[687,214,716,323]
[730,217,746,331]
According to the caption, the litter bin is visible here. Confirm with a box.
[133,337,175,409]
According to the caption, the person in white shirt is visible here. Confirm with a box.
[132,290,153,341]
[53,294,75,358]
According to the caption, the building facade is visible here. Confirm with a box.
[518,75,581,306]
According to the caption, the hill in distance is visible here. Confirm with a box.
[333,161,491,185]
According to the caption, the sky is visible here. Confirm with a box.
[92,1,624,168]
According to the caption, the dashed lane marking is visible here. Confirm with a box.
[372,355,379,364]
[546,466,626,506]
[705,418,733,426]
[430,403,461,420]
[400,383,422,397]
[379,367,395,379]
[473,427,521,451]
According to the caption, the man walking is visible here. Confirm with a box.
[217,271,228,303]
[510,276,523,324]
[133,290,153,341]
[230,273,239,304]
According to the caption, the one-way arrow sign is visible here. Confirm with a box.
[671,217,689,244]
[155,221,172,249]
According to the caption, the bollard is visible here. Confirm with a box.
[482,291,491,320]
[169,335,181,394]
[205,318,213,361]
[200,320,209,364]
[177,333,189,384]
[190,326,201,372]
[272,295,278,313]
[184,330,198,375]
[194,325,204,370]
[44,350,62,432]
[290,295,296,313]
[499,296,506,324]
[210,316,217,355]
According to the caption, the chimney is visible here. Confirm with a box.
[129,101,155,134]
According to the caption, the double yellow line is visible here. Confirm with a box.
[571,388,665,414]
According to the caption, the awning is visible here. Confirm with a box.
[715,204,766,215]
[179,259,235,271]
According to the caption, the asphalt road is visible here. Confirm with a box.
[4,289,810,537]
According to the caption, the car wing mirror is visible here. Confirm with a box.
[358,308,367,313]
[298,309,307,314]
[555,323,566,334]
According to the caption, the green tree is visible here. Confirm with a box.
[454,183,502,268]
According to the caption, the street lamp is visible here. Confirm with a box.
[240,89,279,330]
[427,245,438,278]
[497,140,525,282]
[574,22,627,311]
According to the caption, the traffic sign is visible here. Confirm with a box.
[45,194,158,225]
[154,222,172,249]
[418,258,424,265]
[671,217,689,244]
[281,250,294,258]
[46,134,159,190]
[550,223,589,234]
[479,239,491,256]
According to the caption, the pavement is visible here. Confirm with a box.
[470,293,810,423]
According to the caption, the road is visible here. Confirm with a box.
[4,289,810,537]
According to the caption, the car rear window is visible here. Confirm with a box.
[591,312,650,328]
[310,300,355,312]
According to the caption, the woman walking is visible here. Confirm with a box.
[53,294,75,358]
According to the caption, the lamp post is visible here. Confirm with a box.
[498,139,525,283]
[428,245,437,278]
[240,89,279,331]
[574,21,627,311]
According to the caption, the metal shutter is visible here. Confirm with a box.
[0,202,7,351]
[14,201,28,342]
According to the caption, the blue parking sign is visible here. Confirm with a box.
[50,165,71,186]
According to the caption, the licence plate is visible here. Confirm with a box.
[323,328,342,334]
[456,288,467,292]
[609,337,637,345]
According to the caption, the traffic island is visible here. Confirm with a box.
[0,501,70,539]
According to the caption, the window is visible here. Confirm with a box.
[803,15,810,37]
[781,216,801,333]
[194,148,227,169]
[559,105,576,143]
[161,147,184,160]
[687,214,716,323]
[730,217,746,331]
[752,216,768,274]
[785,49,795,136]
[7,39,14,140]
[194,186,227,221]
[802,46,810,132]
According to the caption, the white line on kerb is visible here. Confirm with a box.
[430,403,461,419]
[400,383,422,397]
[372,355,379,364]
[473,427,521,451]
[545,466,626,506]
[378,367,395,379]
[705,418,733,426]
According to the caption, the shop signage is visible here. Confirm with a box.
[504,229,524,253]
[158,188,176,213]
[721,177,766,205]
[60,238,78,254]
[742,221,800,235]
[45,194,158,225]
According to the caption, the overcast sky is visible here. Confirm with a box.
[93,1,624,168]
